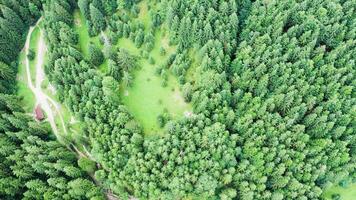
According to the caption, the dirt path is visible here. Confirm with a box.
[24,19,68,137]
[24,20,119,200]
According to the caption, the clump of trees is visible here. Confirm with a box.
[0,1,40,61]
[0,0,42,94]
[157,108,170,127]
[0,97,104,199]
[78,0,118,36]
[106,48,137,82]
[88,43,104,66]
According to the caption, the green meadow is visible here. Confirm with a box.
[323,182,356,200]
[73,2,191,136]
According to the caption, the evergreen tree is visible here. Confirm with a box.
[88,43,104,66]
[78,0,90,19]
[90,4,106,34]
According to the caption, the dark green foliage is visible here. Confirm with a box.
[0,1,40,64]
[134,29,144,47]
[0,1,104,199]
[89,3,106,34]
[59,23,78,45]
[40,0,356,199]
[27,49,35,60]
[122,71,132,87]
[0,61,14,81]
[331,193,341,200]
[159,47,166,56]
[157,109,170,128]
[182,82,192,102]
[117,48,137,72]
[103,0,118,16]
[88,43,104,66]
[78,157,97,174]
[107,59,120,80]
[78,0,90,19]
[50,2,73,25]
[0,96,104,199]
[151,10,161,28]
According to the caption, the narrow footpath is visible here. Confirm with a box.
[23,20,119,200]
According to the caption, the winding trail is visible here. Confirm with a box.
[24,19,119,200]
[24,19,68,138]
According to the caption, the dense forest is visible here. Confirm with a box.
[0,0,104,199]
[1,0,355,199]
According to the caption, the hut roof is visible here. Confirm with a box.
[35,105,44,121]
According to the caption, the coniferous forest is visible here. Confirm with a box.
[0,0,355,199]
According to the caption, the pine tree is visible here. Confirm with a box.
[122,71,132,88]
[0,62,14,80]
[108,59,121,80]
[88,43,104,66]
[90,4,106,34]
[78,0,90,19]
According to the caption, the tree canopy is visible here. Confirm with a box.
[1,0,355,199]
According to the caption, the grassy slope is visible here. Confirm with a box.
[323,183,356,200]
[73,2,191,136]
[119,30,192,135]
[118,2,191,135]
[74,11,100,56]
[16,26,41,113]
[73,10,108,74]
[29,26,40,82]
[17,51,35,113]
[16,29,37,109]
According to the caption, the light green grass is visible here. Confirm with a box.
[74,3,191,136]
[138,0,150,30]
[117,38,140,55]
[121,60,191,135]
[17,25,42,113]
[73,10,101,57]
[29,26,40,82]
[186,48,201,82]
[17,48,36,113]
[98,59,109,73]
[17,81,35,112]
[120,30,190,135]
[323,182,356,200]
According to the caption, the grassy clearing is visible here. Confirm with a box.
[116,5,191,135]
[323,183,356,200]
[73,10,107,72]
[17,55,36,113]
[17,51,35,113]
[74,4,191,135]
[119,30,191,135]
[17,24,44,113]
[28,26,40,82]
[138,1,150,30]
[186,48,201,82]
[121,59,191,135]
[117,38,140,56]
[73,10,101,56]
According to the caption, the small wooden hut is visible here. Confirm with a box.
[34,105,44,121]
